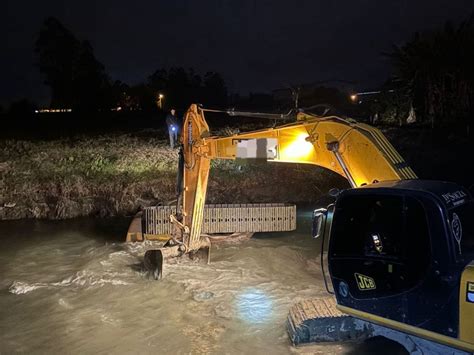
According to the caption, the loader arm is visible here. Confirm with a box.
[180,104,417,251]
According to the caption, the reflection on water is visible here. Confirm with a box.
[235,288,273,324]
[0,215,403,354]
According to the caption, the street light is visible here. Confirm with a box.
[349,90,395,104]
[157,93,164,109]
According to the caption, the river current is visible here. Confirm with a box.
[0,212,405,354]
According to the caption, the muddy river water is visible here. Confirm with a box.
[0,212,405,354]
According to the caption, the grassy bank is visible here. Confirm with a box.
[0,130,347,220]
[1,125,472,221]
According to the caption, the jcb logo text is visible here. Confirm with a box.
[355,273,376,291]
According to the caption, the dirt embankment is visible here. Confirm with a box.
[0,131,347,220]
[1,126,471,221]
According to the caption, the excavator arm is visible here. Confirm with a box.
[180,104,417,252]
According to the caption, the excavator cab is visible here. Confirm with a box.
[317,180,474,347]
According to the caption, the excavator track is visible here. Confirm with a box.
[126,203,296,242]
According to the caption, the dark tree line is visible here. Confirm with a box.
[36,17,109,111]
[34,17,228,112]
[8,14,474,132]
[387,15,474,131]
[146,67,227,109]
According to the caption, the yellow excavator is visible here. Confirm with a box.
[127,104,474,353]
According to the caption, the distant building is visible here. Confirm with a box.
[35,108,72,113]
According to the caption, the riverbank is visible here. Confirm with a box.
[1,126,472,221]
[0,130,347,220]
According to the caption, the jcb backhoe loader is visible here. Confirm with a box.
[127,104,473,353]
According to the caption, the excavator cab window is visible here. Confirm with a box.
[331,195,405,260]
[329,194,431,297]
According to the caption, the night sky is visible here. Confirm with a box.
[2,0,474,105]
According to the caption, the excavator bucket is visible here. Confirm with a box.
[142,238,211,280]
[144,249,163,280]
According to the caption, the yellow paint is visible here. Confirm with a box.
[126,232,142,242]
[337,305,474,352]
[460,262,474,344]
[143,234,171,242]
[125,214,143,242]
[181,105,212,251]
[205,118,415,186]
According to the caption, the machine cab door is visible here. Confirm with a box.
[328,192,434,327]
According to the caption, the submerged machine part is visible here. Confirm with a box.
[126,203,296,242]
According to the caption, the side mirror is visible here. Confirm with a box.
[312,208,328,239]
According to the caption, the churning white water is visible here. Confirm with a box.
[0,213,404,354]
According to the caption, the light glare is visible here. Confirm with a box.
[281,133,313,160]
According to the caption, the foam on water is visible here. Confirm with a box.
[8,246,138,294]
[0,217,360,354]
[8,281,48,294]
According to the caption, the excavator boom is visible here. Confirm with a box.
[180,104,416,251]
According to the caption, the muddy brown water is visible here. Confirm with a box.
[0,212,406,354]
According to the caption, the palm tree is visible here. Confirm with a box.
[387,15,474,132]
